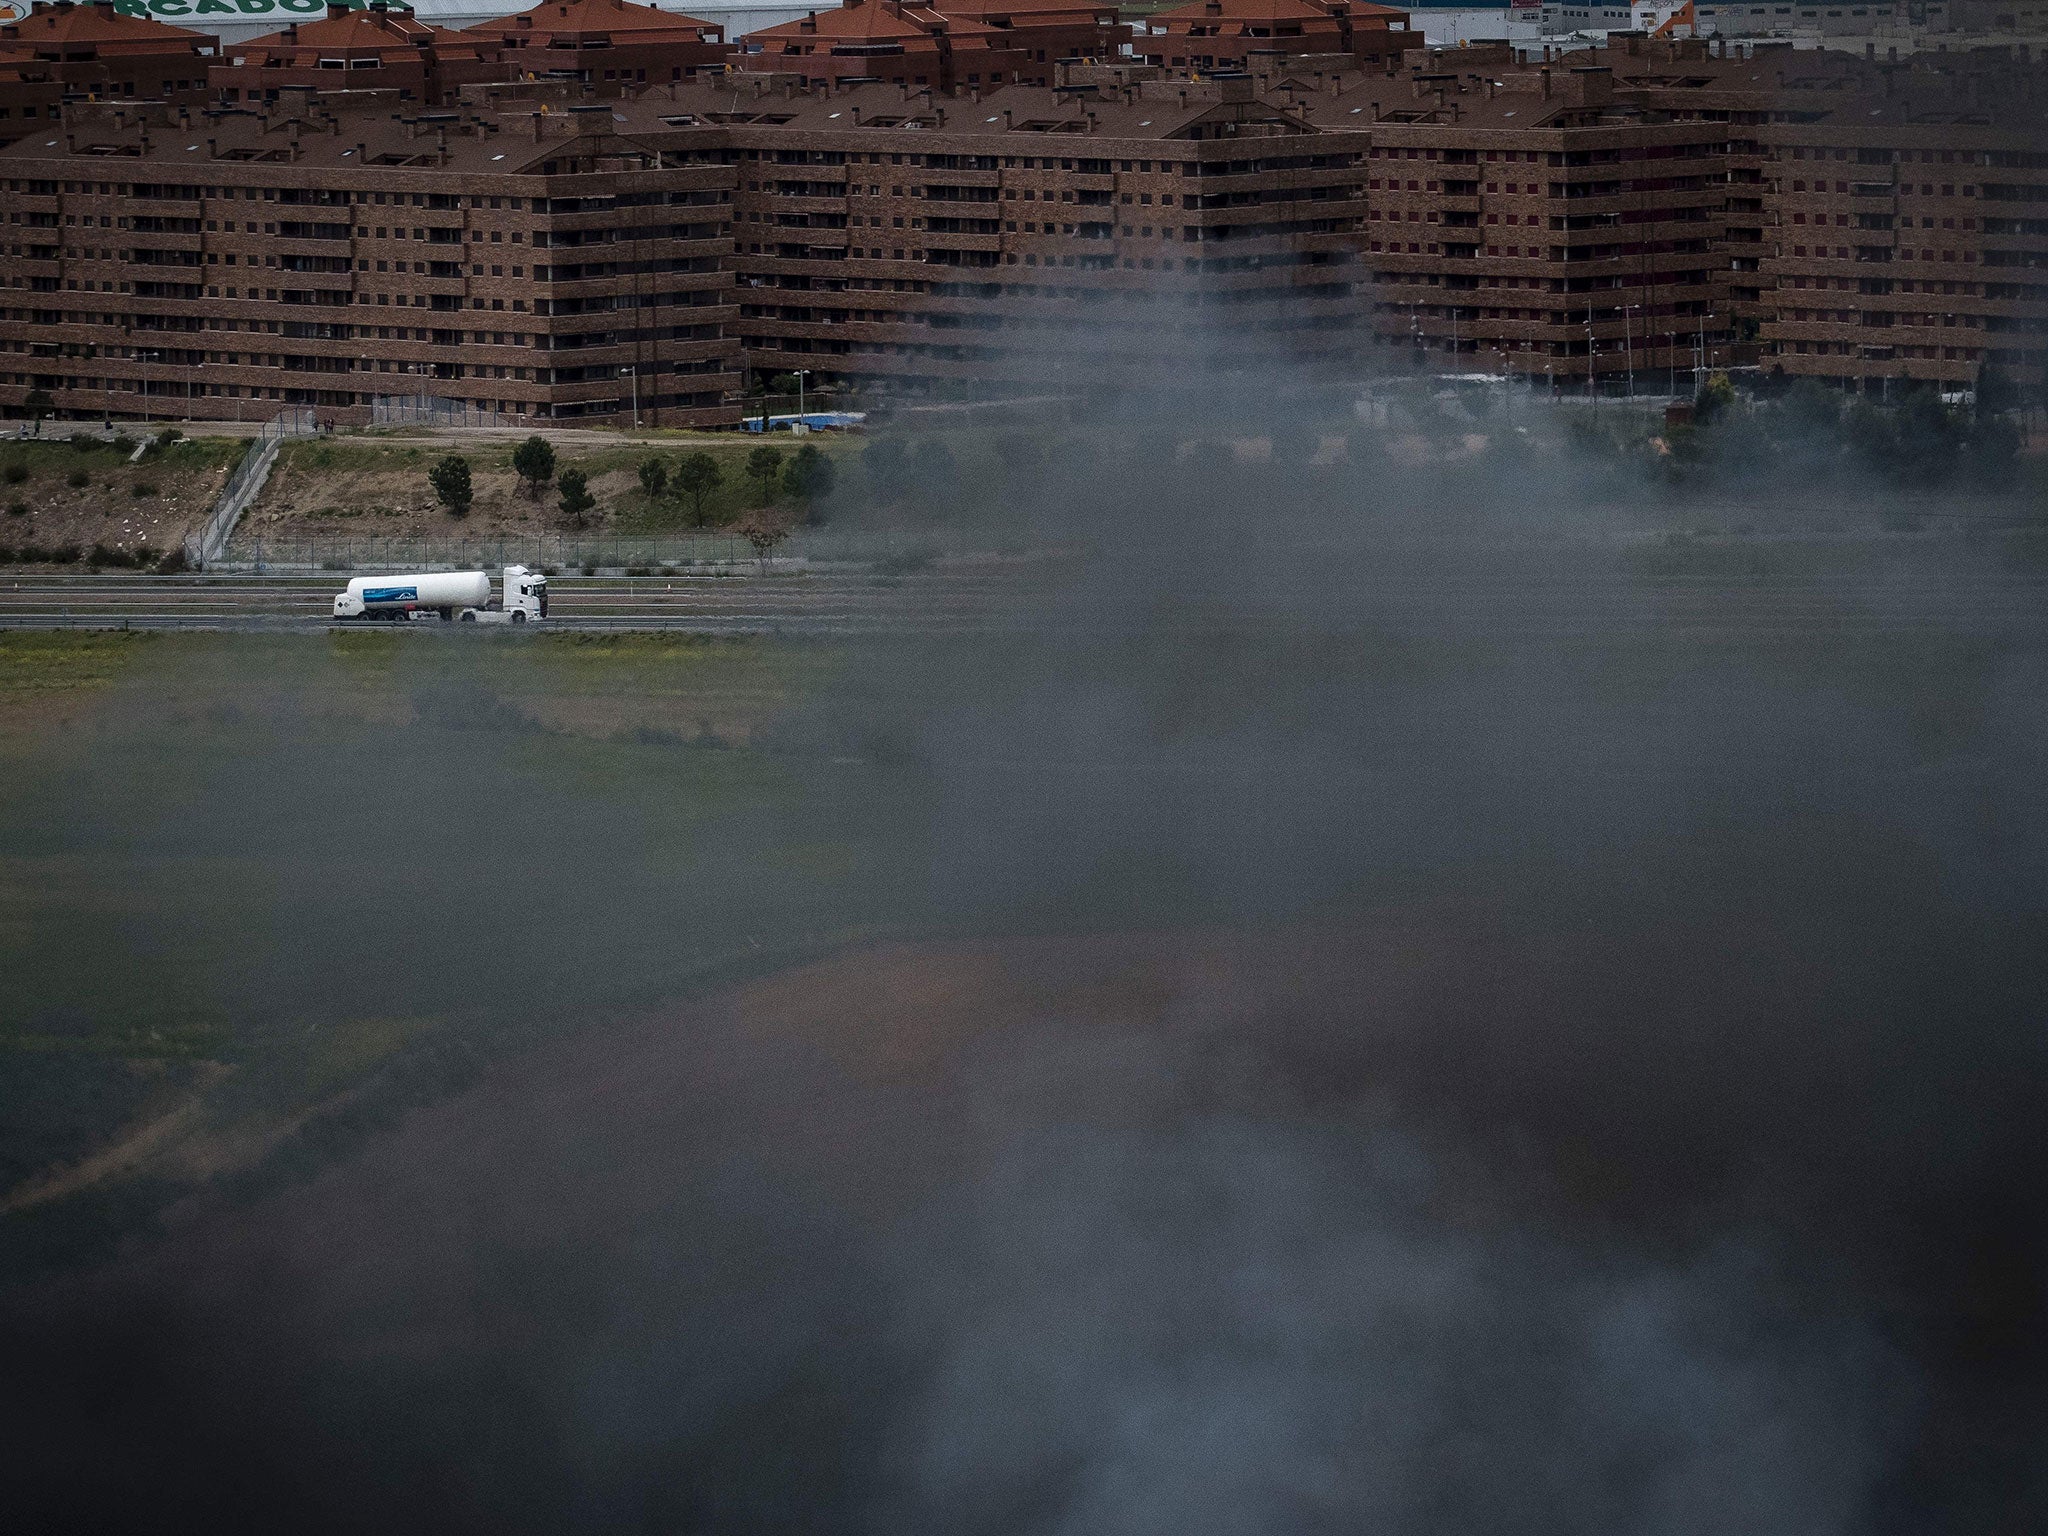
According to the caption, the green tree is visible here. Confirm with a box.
[910,438,958,505]
[429,454,473,518]
[782,442,835,504]
[672,450,722,526]
[512,434,556,499]
[22,389,51,435]
[637,456,669,499]
[1693,370,1737,427]
[860,437,911,499]
[557,466,596,527]
[745,444,784,503]
[1889,389,1964,486]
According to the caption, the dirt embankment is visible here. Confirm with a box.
[0,435,242,564]
[244,436,852,545]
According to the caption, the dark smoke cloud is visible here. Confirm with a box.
[4,347,2048,1534]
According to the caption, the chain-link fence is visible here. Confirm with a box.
[370,395,522,430]
[183,409,318,568]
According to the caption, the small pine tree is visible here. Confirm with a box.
[513,434,556,499]
[745,444,784,503]
[782,442,836,503]
[557,466,596,527]
[672,450,722,526]
[638,457,669,499]
[429,454,473,518]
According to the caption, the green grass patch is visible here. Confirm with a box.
[0,631,154,700]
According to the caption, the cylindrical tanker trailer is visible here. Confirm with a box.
[332,566,546,623]
[333,571,492,621]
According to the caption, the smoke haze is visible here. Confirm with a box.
[3,357,2046,1534]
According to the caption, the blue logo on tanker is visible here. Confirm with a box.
[363,586,418,604]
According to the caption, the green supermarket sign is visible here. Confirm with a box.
[104,0,414,17]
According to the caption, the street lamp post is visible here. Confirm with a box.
[1622,304,1638,400]
[1586,303,1597,415]
[619,364,640,430]
[795,368,811,426]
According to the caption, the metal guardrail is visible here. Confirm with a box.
[183,409,317,569]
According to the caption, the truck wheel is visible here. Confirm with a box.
[511,610,528,624]
[460,611,476,623]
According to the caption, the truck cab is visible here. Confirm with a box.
[454,564,547,624]
[502,565,547,622]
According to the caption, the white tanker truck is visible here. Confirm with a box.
[332,565,547,624]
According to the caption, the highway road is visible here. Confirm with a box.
[0,569,1048,636]
[1,562,2045,640]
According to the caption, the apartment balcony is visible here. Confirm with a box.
[745,252,863,279]
[1193,167,1357,195]
[752,193,847,218]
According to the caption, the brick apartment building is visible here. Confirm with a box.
[649,74,1372,387]
[464,0,730,91]
[0,29,2040,425]
[0,94,740,425]
[216,0,729,108]
[737,0,1129,93]
[213,4,495,106]
[1284,36,2046,396]
[0,77,1367,420]
[1757,68,2048,394]
[1135,0,1420,74]
[0,0,214,144]
[1320,43,1746,391]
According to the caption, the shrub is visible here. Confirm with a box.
[89,542,119,567]
[155,545,188,574]
[67,469,89,489]
[4,499,24,517]
[133,544,157,568]
[106,434,134,456]
[580,561,597,577]
[49,543,79,564]
[131,482,157,498]
[3,461,27,485]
